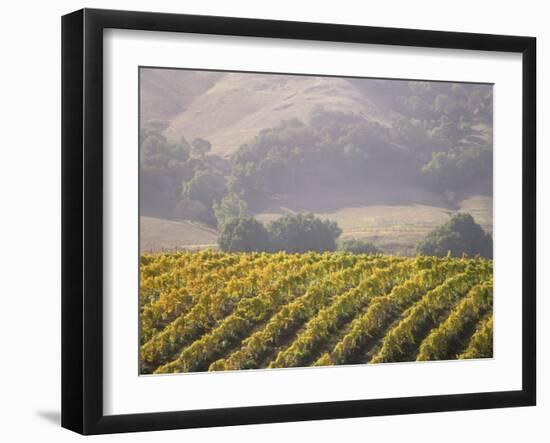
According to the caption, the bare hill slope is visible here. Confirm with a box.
[140,216,218,253]
[140,69,222,123]
[142,70,389,156]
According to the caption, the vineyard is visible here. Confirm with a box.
[140,251,493,374]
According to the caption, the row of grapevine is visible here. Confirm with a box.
[416,279,493,361]
[267,257,432,369]
[208,257,392,371]
[370,261,492,363]
[139,252,494,374]
[458,315,494,359]
[140,253,288,343]
[153,254,374,373]
[315,258,472,366]
[140,252,328,372]
[140,251,238,307]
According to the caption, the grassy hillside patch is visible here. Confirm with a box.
[256,186,492,255]
[140,216,218,253]
[458,195,493,233]
[163,73,388,156]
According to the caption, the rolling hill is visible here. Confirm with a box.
[141,69,390,156]
[139,68,493,254]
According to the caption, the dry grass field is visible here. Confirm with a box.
[140,216,218,253]
[256,186,492,255]
[159,72,388,156]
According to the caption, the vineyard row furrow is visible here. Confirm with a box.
[152,254,371,373]
[267,257,432,369]
[141,252,297,343]
[417,279,493,361]
[369,262,492,364]
[139,253,494,374]
[458,314,494,359]
[208,257,391,371]
[316,258,471,367]
[140,252,331,372]
[140,251,237,306]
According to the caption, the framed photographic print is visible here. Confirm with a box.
[61,8,536,435]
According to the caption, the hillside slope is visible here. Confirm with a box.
[143,70,389,156]
[139,69,493,255]
[140,216,218,253]
[140,69,222,123]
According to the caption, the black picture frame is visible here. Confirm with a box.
[62,8,536,435]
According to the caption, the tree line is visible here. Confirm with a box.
[217,211,492,259]
[218,213,342,253]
